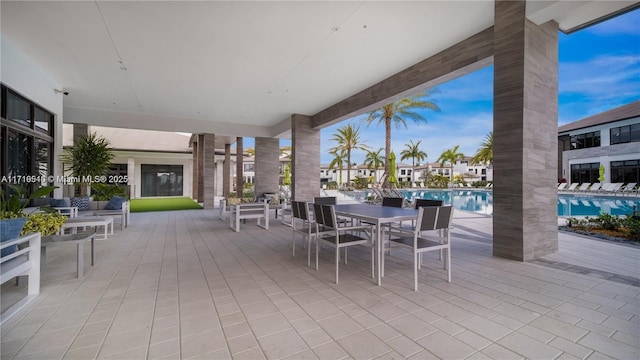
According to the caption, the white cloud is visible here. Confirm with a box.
[559,54,640,100]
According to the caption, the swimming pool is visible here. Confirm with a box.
[363,189,640,217]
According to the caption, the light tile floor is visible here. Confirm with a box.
[1,209,638,359]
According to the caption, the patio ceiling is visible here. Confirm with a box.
[0,1,634,140]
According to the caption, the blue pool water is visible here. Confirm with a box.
[366,189,640,217]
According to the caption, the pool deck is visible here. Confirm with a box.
[1,207,638,359]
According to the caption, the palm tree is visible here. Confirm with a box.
[436,145,465,186]
[365,91,439,187]
[329,124,368,185]
[61,132,114,196]
[364,148,385,184]
[279,146,292,157]
[470,131,493,166]
[328,150,347,185]
[400,139,427,185]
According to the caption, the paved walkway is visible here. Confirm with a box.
[1,209,638,359]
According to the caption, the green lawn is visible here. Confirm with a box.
[130,197,203,212]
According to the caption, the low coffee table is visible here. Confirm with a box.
[41,231,96,277]
[61,216,113,240]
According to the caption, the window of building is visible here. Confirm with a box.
[611,123,640,145]
[400,169,406,175]
[1,85,55,192]
[244,163,254,172]
[107,164,128,184]
[570,162,600,184]
[611,159,639,184]
[141,164,183,197]
[570,131,600,149]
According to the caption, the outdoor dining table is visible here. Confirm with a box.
[333,203,418,286]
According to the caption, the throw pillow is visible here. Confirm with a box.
[50,198,70,207]
[70,196,90,211]
[105,196,126,210]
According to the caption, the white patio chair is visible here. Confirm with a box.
[386,205,453,291]
[311,204,374,284]
[557,183,567,190]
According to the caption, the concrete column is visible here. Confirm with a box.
[202,133,216,209]
[197,134,205,202]
[127,158,136,199]
[493,0,558,261]
[291,114,320,201]
[254,137,280,197]
[223,143,231,198]
[236,137,244,195]
[192,140,198,200]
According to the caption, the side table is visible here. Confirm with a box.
[41,231,96,277]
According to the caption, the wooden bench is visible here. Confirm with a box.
[1,233,41,325]
[229,203,269,232]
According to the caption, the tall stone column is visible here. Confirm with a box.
[223,143,231,198]
[254,137,280,197]
[493,0,559,261]
[192,140,199,201]
[202,133,216,209]
[197,134,205,202]
[291,114,320,201]
[236,137,244,195]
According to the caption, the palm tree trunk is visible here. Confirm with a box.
[347,150,351,185]
[412,159,415,187]
[383,118,391,188]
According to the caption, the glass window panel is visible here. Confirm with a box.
[585,132,593,148]
[570,135,577,149]
[594,131,601,147]
[34,107,51,135]
[611,127,621,144]
[630,123,640,142]
[611,161,623,167]
[35,140,49,186]
[576,134,585,148]
[141,164,183,197]
[623,167,636,183]
[7,92,31,127]
[620,126,630,143]
[7,130,32,183]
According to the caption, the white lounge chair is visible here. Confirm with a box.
[588,183,602,192]
[620,183,637,195]
[557,183,568,190]
[576,183,591,192]
[564,183,579,192]
[610,183,624,193]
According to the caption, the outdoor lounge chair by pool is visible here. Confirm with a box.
[564,183,579,191]
[588,183,602,192]
[557,183,568,190]
[620,182,637,195]
[576,183,592,192]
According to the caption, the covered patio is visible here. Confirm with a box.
[2,210,638,359]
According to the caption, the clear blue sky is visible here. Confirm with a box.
[251,9,640,165]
